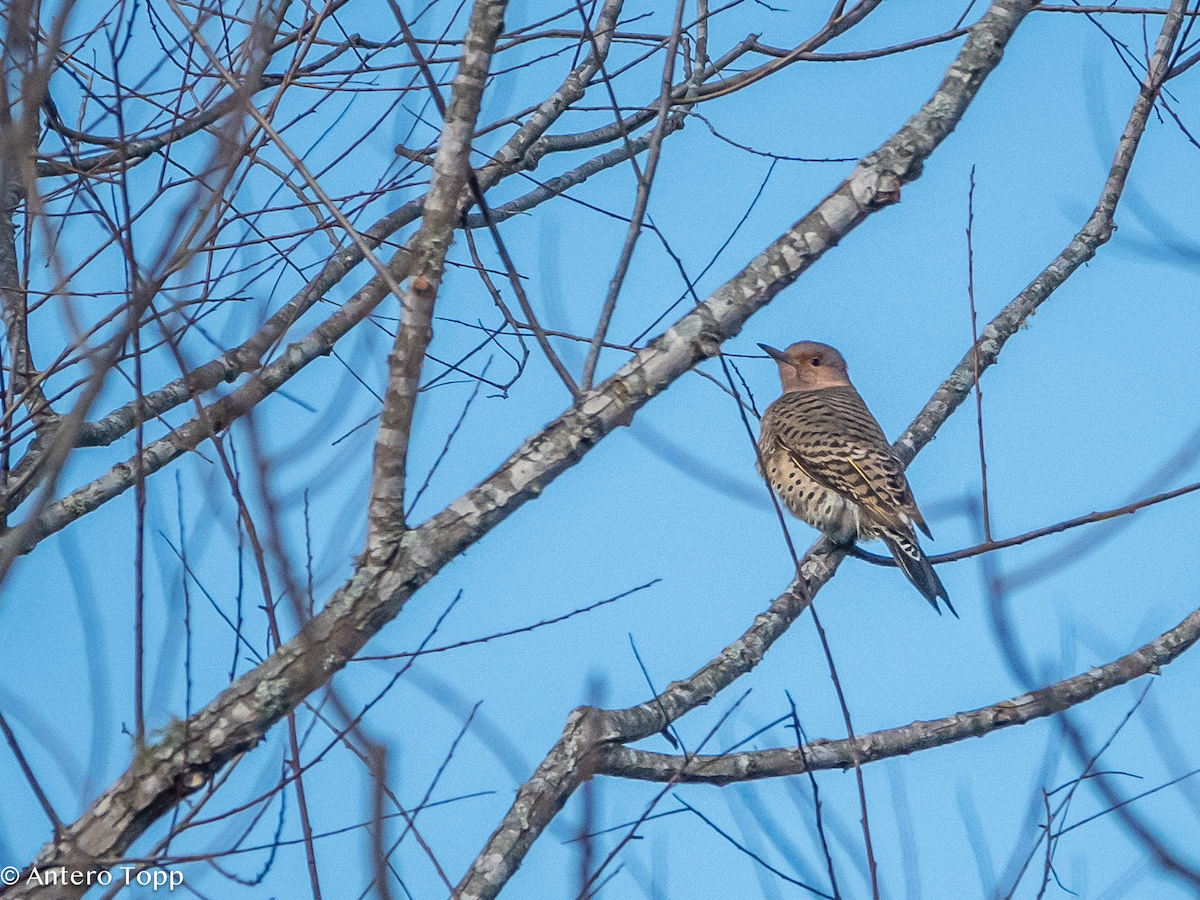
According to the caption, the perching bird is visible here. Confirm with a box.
[757,341,954,616]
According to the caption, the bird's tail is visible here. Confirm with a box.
[880,528,956,618]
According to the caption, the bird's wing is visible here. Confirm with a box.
[770,388,930,536]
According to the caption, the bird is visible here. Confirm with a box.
[757,340,955,616]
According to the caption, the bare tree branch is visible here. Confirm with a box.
[594,602,1200,783]
[363,0,507,553]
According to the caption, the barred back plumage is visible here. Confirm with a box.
[758,342,954,616]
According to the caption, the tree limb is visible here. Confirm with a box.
[363,0,508,552]
[594,601,1200,783]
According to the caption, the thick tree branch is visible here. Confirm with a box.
[363,0,507,552]
[1,126,58,439]
[593,601,1200,783]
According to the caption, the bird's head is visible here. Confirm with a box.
[758,341,851,393]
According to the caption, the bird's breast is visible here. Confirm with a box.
[761,446,865,543]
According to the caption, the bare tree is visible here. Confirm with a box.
[1,0,1198,898]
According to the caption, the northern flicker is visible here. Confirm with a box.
[757,341,954,616]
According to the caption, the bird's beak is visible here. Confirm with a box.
[758,343,790,364]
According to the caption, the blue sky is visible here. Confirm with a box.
[1,2,1199,898]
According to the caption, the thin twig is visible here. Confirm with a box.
[0,708,63,832]
[967,165,992,542]
[787,692,842,900]
[580,0,687,390]
[847,477,1200,568]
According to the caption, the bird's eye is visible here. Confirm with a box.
[810,358,820,366]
